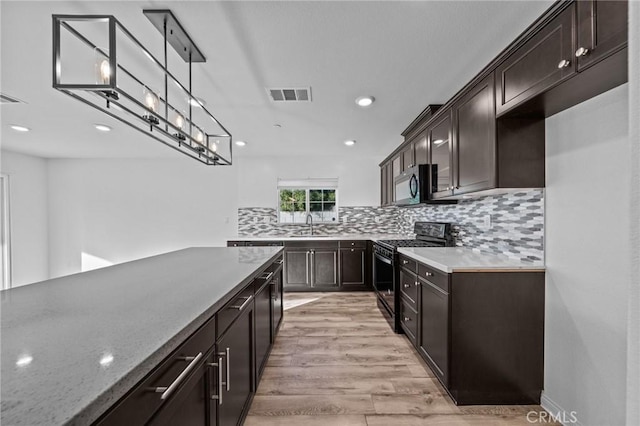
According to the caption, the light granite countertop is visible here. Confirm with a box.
[0,247,283,426]
[397,247,545,273]
[227,234,412,242]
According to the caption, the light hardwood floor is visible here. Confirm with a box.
[246,292,556,426]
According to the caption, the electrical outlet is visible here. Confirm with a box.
[483,214,492,230]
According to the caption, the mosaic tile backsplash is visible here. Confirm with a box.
[238,189,544,261]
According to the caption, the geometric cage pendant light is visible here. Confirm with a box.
[52,10,232,165]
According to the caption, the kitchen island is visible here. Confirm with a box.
[0,246,283,426]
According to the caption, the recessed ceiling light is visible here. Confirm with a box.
[235,140,246,147]
[10,125,30,132]
[355,96,375,107]
[94,124,111,132]
[344,140,356,146]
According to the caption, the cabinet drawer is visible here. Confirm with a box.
[400,300,418,345]
[399,268,418,307]
[418,263,449,293]
[217,284,254,337]
[399,255,417,273]
[96,316,216,426]
[285,241,339,249]
[340,240,367,248]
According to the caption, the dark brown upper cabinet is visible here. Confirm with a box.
[401,143,415,171]
[428,110,454,199]
[392,154,402,179]
[576,0,628,71]
[452,73,497,195]
[414,132,428,166]
[495,4,576,117]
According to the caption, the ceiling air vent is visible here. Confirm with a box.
[0,93,24,104]
[267,87,312,102]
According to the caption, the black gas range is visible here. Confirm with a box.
[373,222,454,333]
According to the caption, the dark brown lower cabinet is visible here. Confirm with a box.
[254,278,272,378]
[412,264,545,405]
[271,266,284,339]
[339,247,366,287]
[419,277,449,386]
[216,305,254,426]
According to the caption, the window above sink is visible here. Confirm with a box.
[277,178,338,224]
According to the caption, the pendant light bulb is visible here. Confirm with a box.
[94,48,111,85]
[174,111,185,130]
[143,88,158,113]
[195,130,204,143]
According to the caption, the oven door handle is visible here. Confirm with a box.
[375,253,393,265]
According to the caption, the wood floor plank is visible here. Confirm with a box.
[249,395,375,416]
[245,415,368,426]
[256,378,395,395]
[371,394,458,415]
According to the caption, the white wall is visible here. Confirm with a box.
[544,84,630,425]
[0,150,49,287]
[47,158,238,279]
[236,155,380,208]
[627,3,640,424]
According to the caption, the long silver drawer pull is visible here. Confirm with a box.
[276,259,284,265]
[225,347,231,391]
[207,357,224,405]
[231,295,253,311]
[260,272,274,281]
[154,352,203,400]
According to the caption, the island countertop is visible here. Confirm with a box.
[0,246,283,426]
[397,247,545,273]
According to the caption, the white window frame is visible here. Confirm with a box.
[1,174,12,290]
[277,178,339,224]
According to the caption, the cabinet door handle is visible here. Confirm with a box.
[207,356,224,405]
[402,260,409,265]
[350,248,355,252]
[557,59,571,69]
[575,47,589,57]
[404,316,411,322]
[152,352,203,400]
[403,283,410,288]
[231,295,253,311]
[425,271,433,277]
[415,281,419,287]
[351,242,355,246]
[218,347,231,391]
[276,259,284,265]
[259,272,274,281]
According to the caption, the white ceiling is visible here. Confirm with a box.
[0,0,553,160]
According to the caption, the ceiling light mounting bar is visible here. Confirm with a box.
[52,13,231,166]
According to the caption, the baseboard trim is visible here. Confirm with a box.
[540,392,583,426]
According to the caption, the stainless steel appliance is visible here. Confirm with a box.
[394,164,456,206]
[373,221,454,333]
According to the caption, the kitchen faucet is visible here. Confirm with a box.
[305,214,314,236]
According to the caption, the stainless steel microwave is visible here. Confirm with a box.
[393,165,456,206]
